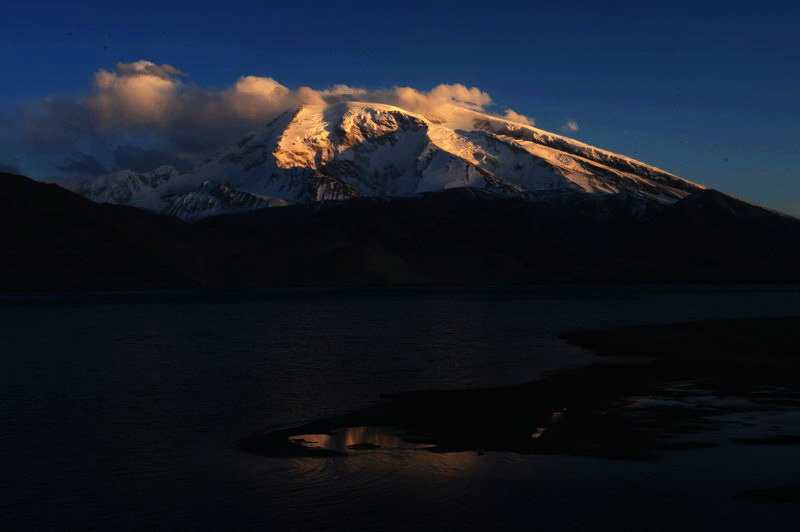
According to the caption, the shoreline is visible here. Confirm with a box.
[242,317,800,467]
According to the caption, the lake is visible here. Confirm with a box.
[2,285,800,530]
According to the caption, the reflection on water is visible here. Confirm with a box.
[292,426,434,453]
[2,286,800,529]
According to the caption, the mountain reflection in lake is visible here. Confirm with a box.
[2,286,800,530]
[291,426,434,453]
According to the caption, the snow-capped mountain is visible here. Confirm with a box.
[77,165,179,209]
[77,102,704,220]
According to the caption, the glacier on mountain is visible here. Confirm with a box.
[77,102,704,220]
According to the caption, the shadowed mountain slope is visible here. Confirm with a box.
[0,172,202,290]
[197,188,800,286]
[2,173,799,290]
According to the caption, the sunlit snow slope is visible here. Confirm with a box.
[78,102,703,220]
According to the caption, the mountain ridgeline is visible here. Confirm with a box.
[76,102,702,220]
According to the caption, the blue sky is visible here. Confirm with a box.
[1,0,798,213]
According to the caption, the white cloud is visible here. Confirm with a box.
[3,60,537,178]
[502,109,535,126]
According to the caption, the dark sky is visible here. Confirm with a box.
[1,0,798,213]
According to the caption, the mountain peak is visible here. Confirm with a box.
[75,102,705,220]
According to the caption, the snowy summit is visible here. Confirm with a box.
[77,102,704,220]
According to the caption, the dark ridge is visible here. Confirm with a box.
[0,172,202,291]
[2,172,800,290]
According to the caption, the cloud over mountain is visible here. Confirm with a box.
[0,60,537,180]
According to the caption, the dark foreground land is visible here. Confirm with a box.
[4,171,800,290]
[242,318,800,502]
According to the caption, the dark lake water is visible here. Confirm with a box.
[2,285,800,530]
